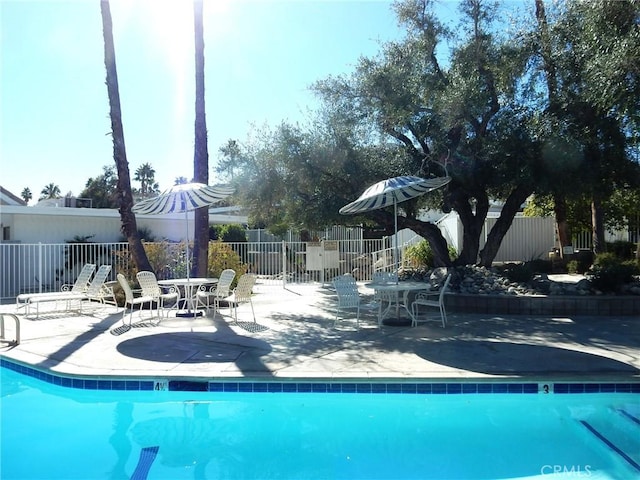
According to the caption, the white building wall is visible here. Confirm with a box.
[0,206,247,244]
[481,215,556,262]
[407,211,555,263]
[437,212,464,253]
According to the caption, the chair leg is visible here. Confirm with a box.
[249,300,255,323]
[440,305,447,328]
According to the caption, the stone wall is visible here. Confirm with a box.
[445,294,640,316]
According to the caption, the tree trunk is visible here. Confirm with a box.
[100,0,151,273]
[403,217,452,267]
[192,0,209,277]
[451,189,489,266]
[591,195,606,254]
[479,184,533,267]
[553,192,572,256]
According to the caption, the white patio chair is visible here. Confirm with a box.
[223,273,257,323]
[411,274,451,328]
[332,274,364,329]
[117,274,156,325]
[136,271,179,319]
[371,271,399,326]
[195,268,236,314]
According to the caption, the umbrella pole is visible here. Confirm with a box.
[185,210,190,282]
[394,200,398,283]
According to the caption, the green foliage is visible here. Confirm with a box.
[574,250,594,273]
[606,241,636,260]
[143,241,186,280]
[213,0,638,269]
[206,241,248,287]
[588,253,639,292]
[126,241,249,287]
[216,224,247,243]
[133,162,160,198]
[404,240,456,268]
[566,260,579,274]
[40,183,61,200]
[404,241,434,268]
[136,226,155,242]
[526,259,553,274]
[79,165,119,208]
[500,263,534,284]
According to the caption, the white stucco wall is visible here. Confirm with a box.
[0,205,247,244]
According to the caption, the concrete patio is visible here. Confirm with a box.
[1,282,639,382]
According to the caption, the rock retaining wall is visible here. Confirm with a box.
[445,294,640,316]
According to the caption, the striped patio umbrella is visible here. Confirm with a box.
[339,176,451,274]
[132,183,234,281]
[132,183,235,215]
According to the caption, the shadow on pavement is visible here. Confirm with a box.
[412,339,640,376]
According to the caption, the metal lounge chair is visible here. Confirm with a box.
[136,271,179,319]
[83,265,117,310]
[223,273,257,323]
[16,263,96,313]
[411,274,451,328]
[20,264,113,318]
[195,268,236,314]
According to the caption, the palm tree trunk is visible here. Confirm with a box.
[192,0,209,277]
[100,0,152,273]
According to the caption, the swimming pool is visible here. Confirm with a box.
[1,363,639,480]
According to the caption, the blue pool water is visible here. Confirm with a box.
[1,366,639,480]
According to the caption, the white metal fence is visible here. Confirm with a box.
[0,239,391,301]
[3,217,606,301]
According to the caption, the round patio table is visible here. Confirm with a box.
[158,277,218,317]
[365,281,430,326]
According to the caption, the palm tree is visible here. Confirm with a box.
[100,0,151,272]
[21,187,32,204]
[134,162,158,198]
[192,0,209,277]
[174,176,189,185]
[40,183,61,200]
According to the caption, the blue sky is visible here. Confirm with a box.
[1,0,467,203]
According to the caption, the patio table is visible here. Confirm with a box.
[365,281,429,326]
[157,277,218,317]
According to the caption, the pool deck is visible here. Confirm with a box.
[1,282,639,383]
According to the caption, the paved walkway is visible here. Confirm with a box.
[1,282,639,381]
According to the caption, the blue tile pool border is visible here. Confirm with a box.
[2,358,639,394]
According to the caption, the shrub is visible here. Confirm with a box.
[211,224,247,242]
[403,241,457,268]
[144,241,186,280]
[137,226,156,242]
[526,259,553,274]
[404,240,434,268]
[501,262,534,283]
[566,260,579,274]
[588,253,639,293]
[573,250,594,273]
[606,240,636,260]
[206,241,248,287]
